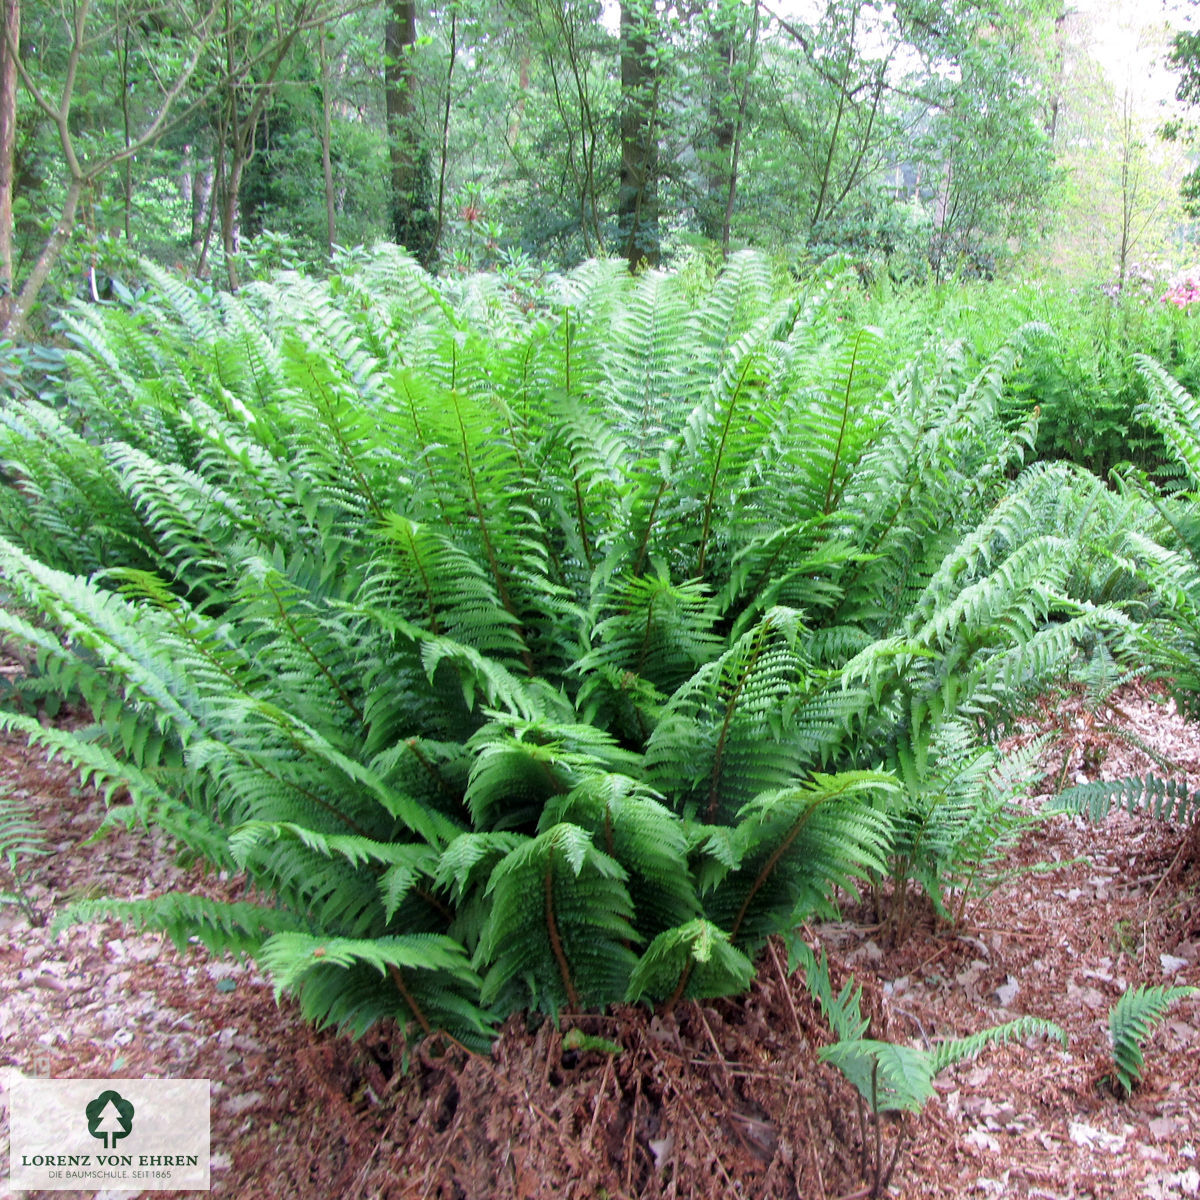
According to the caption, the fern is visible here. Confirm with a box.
[0,784,47,924]
[1050,775,1200,824]
[1108,984,1198,1096]
[52,893,305,955]
[258,930,493,1046]
[0,249,1148,1046]
[625,918,755,1006]
[820,1016,1066,1115]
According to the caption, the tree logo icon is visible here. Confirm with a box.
[85,1089,135,1149]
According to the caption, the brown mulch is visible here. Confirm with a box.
[1,680,1199,1199]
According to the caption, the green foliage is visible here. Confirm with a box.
[1108,984,1198,1096]
[796,934,1064,1197]
[819,1015,1067,1115]
[0,785,48,925]
[1050,775,1200,825]
[0,250,1139,1043]
[1128,355,1200,713]
[797,938,1066,1114]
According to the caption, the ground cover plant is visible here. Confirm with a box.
[0,248,1153,1051]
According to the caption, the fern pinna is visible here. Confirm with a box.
[0,249,1135,1044]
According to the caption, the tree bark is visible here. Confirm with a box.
[319,25,337,258]
[428,6,456,265]
[0,0,19,330]
[8,175,82,336]
[190,158,214,256]
[385,0,432,259]
[703,1,736,243]
[619,0,660,271]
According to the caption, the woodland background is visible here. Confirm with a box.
[3,0,1200,339]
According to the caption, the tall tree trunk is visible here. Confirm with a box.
[719,1,757,256]
[385,0,432,259]
[0,0,19,331]
[428,6,456,266]
[8,174,82,337]
[703,1,736,243]
[118,20,134,241]
[619,0,660,271]
[221,152,243,289]
[190,159,214,256]
[318,26,337,259]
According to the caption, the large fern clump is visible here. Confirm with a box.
[0,249,1137,1044]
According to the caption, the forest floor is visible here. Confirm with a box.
[1,680,1199,1200]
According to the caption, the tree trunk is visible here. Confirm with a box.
[221,151,243,289]
[619,0,660,271]
[719,2,757,256]
[8,174,82,338]
[385,0,432,259]
[319,26,337,259]
[703,1,736,243]
[428,7,456,266]
[0,0,19,331]
[190,159,214,256]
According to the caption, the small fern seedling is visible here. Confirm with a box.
[797,939,1065,1198]
[1108,984,1198,1097]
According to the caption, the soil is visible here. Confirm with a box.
[1,679,1199,1200]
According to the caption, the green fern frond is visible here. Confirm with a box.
[645,606,813,823]
[928,1015,1067,1076]
[258,929,493,1045]
[1134,356,1200,489]
[1050,775,1200,824]
[579,568,723,697]
[541,773,699,932]
[791,939,869,1042]
[53,893,303,955]
[478,823,639,1012]
[707,771,896,951]
[821,1015,1065,1115]
[1109,984,1198,1095]
[625,918,755,1005]
[819,1038,936,1114]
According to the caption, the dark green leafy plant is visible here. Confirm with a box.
[0,250,1135,1045]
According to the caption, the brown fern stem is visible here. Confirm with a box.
[264,577,364,723]
[545,860,580,1009]
[633,479,670,578]
[404,737,456,799]
[301,359,385,522]
[398,522,440,633]
[664,962,693,1015]
[729,801,820,944]
[823,328,866,516]
[633,587,659,678]
[387,963,433,1036]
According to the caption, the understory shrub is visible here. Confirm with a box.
[0,248,1143,1044]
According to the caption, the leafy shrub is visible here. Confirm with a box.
[0,248,1136,1044]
